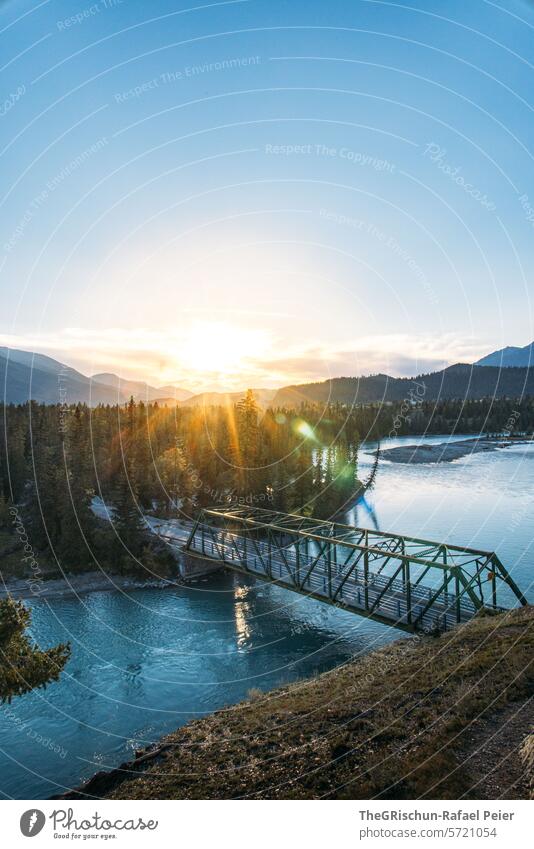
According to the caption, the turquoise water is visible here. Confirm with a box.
[1,435,533,799]
[353,435,534,601]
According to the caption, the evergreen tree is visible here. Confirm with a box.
[234,390,260,497]
[0,597,70,702]
[57,406,95,567]
[28,406,62,551]
[112,460,146,570]
[133,401,155,509]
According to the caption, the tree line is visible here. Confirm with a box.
[0,392,362,576]
[354,396,534,440]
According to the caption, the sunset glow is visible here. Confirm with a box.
[178,322,271,380]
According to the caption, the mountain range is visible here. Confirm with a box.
[272,363,534,407]
[0,348,192,406]
[90,372,192,403]
[1,342,534,407]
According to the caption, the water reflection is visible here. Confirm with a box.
[233,583,251,648]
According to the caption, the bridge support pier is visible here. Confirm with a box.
[179,548,225,581]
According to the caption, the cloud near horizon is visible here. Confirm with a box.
[0,328,489,392]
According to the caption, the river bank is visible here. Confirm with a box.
[57,604,534,801]
[0,505,185,599]
[0,570,178,600]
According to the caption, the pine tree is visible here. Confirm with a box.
[57,405,95,567]
[235,390,259,497]
[0,597,70,702]
[134,401,155,509]
[1,408,28,503]
[112,464,145,569]
[28,406,62,551]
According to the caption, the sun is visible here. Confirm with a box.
[179,321,270,379]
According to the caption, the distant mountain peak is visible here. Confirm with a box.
[475,341,534,368]
[90,373,193,402]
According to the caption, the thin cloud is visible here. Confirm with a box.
[0,329,487,390]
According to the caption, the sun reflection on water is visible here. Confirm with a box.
[233,584,251,648]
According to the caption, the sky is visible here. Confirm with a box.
[1,0,534,391]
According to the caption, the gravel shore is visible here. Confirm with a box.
[0,571,179,601]
[381,437,514,464]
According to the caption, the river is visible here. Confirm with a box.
[1,434,533,799]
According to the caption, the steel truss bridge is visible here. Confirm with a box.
[182,506,528,634]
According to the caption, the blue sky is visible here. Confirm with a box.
[1,0,534,390]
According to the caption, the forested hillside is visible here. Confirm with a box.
[273,363,534,407]
[346,396,534,440]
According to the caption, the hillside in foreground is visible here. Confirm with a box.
[63,605,534,801]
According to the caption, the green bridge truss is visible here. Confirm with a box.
[184,505,528,634]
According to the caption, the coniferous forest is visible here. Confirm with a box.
[0,392,362,581]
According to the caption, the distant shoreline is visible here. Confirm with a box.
[380,436,531,465]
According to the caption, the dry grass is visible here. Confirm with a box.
[77,605,534,801]
[520,734,534,799]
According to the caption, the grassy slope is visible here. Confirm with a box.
[99,605,534,800]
